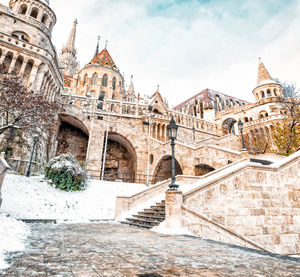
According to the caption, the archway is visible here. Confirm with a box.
[222,118,237,135]
[195,164,215,176]
[102,132,137,183]
[56,115,89,162]
[153,155,183,184]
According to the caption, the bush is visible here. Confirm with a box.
[45,154,88,191]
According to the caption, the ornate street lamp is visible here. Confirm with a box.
[26,134,39,177]
[167,117,179,190]
[238,119,247,152]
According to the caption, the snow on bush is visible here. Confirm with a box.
[45,153,88,191]
[0,213,30,270]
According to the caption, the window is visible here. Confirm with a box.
[41,14,48,25]
[11,31,30,42]
[30,7,39,19]
[91,73,97,85]
[83,74,88,86]
[19,4,27,15]
[102,74,108,87]
[267,89,271,97]
[261,91,265,98]
[112,77,116,90]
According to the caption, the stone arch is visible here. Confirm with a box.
[33,63,47,91]
[56,114,89,162]
[41,13,48,25]
[18,4,27,15]
[222,118,237,135]
[3,52,13,70]
[103,132,137,183]
[30,7,39,19]
[13,55,24,75]
[153,155,183,184]
[259,110,268,119]
[195,164,215,176]
[23,59,34,85]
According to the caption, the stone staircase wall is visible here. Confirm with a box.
[0,152,10,207]
[183,151,300,255]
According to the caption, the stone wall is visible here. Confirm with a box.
[183,152,300,255]
[56,122,88,162]
[0,153,10,207]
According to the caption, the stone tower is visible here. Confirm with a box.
[252,58,282,101]
[59,19,80,76]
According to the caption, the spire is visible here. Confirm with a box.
[105,40,108,49]
[59,19,79,76]
[66,19,77,49]
[94,36,100,59]
[257,58,272,84]
[128,75,134,94]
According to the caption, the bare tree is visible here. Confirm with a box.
[0,64,59,136]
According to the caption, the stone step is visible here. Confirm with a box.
[120,221,152,229]
[138,211,165,217]
[150,205,165,210]
[144,208,165,213]
[126,217,161,226]
[133,214,165,221]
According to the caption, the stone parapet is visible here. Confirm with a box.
[0,152,10,208]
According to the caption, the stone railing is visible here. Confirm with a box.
[8,158,42,175]
[244,114,284,129]
[0,152,10,208]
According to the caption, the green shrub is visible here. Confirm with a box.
[45,154,88,191]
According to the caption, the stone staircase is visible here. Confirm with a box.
[120,200,165,229]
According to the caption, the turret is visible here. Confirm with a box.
[9,0,56,32]
[252,58,282,102]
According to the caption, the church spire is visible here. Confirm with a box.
[59,19,79,76]
[257,58,272,84]
[128,75,134,95]
[66,19,77,50]
[94,36,100,59]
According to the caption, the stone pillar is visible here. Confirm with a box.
[0,152,10,208]
[164,190,183,229]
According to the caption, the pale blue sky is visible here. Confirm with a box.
[1,0,299,105]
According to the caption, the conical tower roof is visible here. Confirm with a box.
[257,58,272,84]
[66,19,77,50]
[89,48,117,69]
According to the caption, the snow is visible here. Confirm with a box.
[1,174,148,221]
[152,221,194,236]
[0,213,30,270]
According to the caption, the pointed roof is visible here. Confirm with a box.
[257,58,272,84]
[66,19,77,50]
[89,48,117,69]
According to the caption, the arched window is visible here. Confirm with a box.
[102,74,108,87]
[41,14,48,25]
[261,91,265,98]
[274,89,277,96]
[30,7,39,19]
[11,31,30,42]
[267,89,271,97]
[19,4,27,15]
[112,77,116,90]
[83,74,88,86]
[91,73,97,85]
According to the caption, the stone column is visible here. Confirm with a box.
[164,190,183,229]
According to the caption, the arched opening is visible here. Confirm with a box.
[56,115,89,162]
[3,52,13,70]
[261,91,265,99]
[19,4,27,15]
[222,118,237,135]
[102,74,108,87]
[41,14,48,25]
[153,155,183,184]
[102,132,137,183]
[11,31,30,42]
[194,164,215,176]
[30,7,39,19]
[13,56,23,75]
[267,89,271,97]
[83,74,88,86]
[23,59,34,85]
[0,48,2,59]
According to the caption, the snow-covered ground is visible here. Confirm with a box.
[0,214,30,270]
[1,174,148,222]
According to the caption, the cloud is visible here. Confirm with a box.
[0,0,299,106]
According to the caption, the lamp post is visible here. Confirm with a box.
[101,109,111,181]
[238,119,247,152]
[167,117,179,190]
[26,134,39,177]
